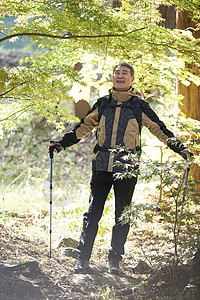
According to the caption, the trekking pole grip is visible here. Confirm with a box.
[49,141,54,159]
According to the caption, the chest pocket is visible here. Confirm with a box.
[123,118,140,149]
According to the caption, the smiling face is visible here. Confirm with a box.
[112,65,134,91]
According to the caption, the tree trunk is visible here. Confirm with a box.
[112,0,121,9]
[158,5,176,29]
[176,11,200,121]
[176,10,200,190]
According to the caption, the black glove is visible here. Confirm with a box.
[49,141,64,154]
[167,138,194,160]
[180,149,194,160]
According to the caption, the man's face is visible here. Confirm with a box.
[112,66,134,91]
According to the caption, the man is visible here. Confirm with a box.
[49,62,192,274]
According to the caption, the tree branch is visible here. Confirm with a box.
[0,79,33,98]
[0,28,146,43]
[0,96,31,102]
[0,103,34,122]
[0,86,16,97]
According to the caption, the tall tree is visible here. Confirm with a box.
[157,2,199,187]
[176,9,200,187]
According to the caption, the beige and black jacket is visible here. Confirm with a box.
[59,87,186,172]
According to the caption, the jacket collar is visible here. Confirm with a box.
[109,86,139,102]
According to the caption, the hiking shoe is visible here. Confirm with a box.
[74,259,89,274]
[108,259,120,275]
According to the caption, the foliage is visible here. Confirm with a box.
[0,0,200,135]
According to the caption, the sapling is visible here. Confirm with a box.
[112,147,198,262]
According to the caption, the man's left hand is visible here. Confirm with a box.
[48,141,64,154]
[180,149,194,160]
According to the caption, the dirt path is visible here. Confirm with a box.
[1,223,199,299]
[0,260,142,300]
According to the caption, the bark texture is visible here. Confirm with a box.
[176,10,200,189]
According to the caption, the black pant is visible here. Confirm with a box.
[77,170,137,261]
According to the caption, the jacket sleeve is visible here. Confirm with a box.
[59,102,99,149]
[141,100,186,154]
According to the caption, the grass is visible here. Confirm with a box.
[1,151,199,266]
[0,175,162,258]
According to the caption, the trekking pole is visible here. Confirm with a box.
[49,141,55,259]
[178,164,191,235]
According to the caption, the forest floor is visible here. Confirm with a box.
[0,218,199,300]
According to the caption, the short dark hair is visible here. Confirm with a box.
[113,62,134,77]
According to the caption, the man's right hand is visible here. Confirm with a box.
[48,141,64,154]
